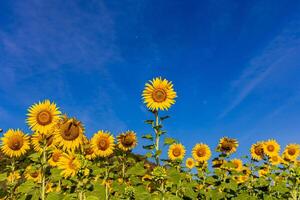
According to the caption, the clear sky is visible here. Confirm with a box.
[0,0,300,158]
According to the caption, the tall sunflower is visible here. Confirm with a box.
[27,100,61,134]
[216,137,238,155]
[48,149,63,167]
[142,77,177,111]
[168,143,185,161]
[250,142,264,161]
[263,140,280,157]
[185,158,195,169]
[117,131,137,152]
[192,143,211,162]
[57,153,81,178]
[282,144,300,162]
[31,132,54,153]
[1,129,30,158]
[25,165,42,183]
[91,130,115,157]
[53,116,85,152]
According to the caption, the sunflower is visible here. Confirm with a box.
[53,116,85,152]
[192,143,211,162]
[212,158,227,169]
[48,149,63,167]
[91,130,115,157]
[168,143,185,161]
[1,129,30,158]
[234,175,249,184]
[250,142,264,161]
[117,131,137,151]
[31,132,54,153]
[27,100,61,134]
[263,140,280,157]
[258,165,269,177]
[216,137,238,155]
[282,144,300,162]
[7,171,21,184]
[57,153,81,178]
[230,159,243,172]
[269,155,282,165]
[185,158,195,169]
[142,77,177,111]
[25,165,42,183]
[83,141,97,160]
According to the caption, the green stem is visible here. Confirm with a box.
[154,111,160,165]
[9,158,16,200]
[105,165,109,200]
[41,140,47,200]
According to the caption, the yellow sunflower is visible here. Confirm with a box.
[1,129,30,158]
[212,158,227,169]
[117,131,137,151]
[185,158,195,169]
[263,140,280,157]
[53,116,85,152]
[27,100,61,134]
[31,132,54,153]
[282,144,300,162]
[7,171,21,184]
[230,159,243,172]
[25,165,42,183]
[142,77,177,111]
[258,165,269,177]
[234,174,249,184]
[216,137,238,155]
[57,153,81,178]
[168,143,186,161]
[269,155,282,165]
[91,130,115,157]
[192,143,211,162]
[250,142,264,161]
[84,141,97,160]
[48,149,63,167]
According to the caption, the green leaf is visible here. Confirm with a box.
[127,163,147,176]
[164,137,176,145]
[28,153,40,162]
[142,134,153,140]
[160,116,170,121]
[143,145,155,150]
[0,173,7,182]
[145,152,152,158]
[144,120,154,125]
[46,192,64,200]
[86,196,99,200]
[18,181,35,193]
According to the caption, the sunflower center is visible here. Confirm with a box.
[196,148,206,157]
[152,89,167,103]
[255,146,263,156]
[221,143,233,152]
[30,171,39,178]
[37,110,52,126]
[288,149,296,156]
[98,138,109,150]
[85,147,94,155]
[172,148,181,157]
[233,162,239,169]
[8,137,23,150]
[267,145,275,152]
[272,156,278,162]
[121,135,134,147]
[52,153,61,162]
[61,121,80,141]
[188,161,193,166]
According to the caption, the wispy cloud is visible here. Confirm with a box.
[219,20,300,118]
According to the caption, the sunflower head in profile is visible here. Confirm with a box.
[192,143,211,162]
[91,130,115,157]
[282,144,300,162]
[269,154,282,165]
[53,115,85,152]
[230,159,243,172]
[31,132,54,153]
[185,158,195,169]
[25,165,42,183]
[250,142,265,161]
[83,141,97,160]
[216,137,238,155]
[168,143,185,161]
[142,77,177,111]
[117,131,137,152]
[48,149,63,167]
[1,129,30,158]
[27,100,61,135]
[57,153,81,178]
[263,140,280,157]
[258,165,270,177]
[212,158,227,169]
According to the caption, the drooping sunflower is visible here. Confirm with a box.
[57,153,81,178]
[250,142,264,161]
[27,100,61,134]
[31,132,54,153]
[263,140,280,157]
[216,137,238,155]
[142,77,177,111]
[185,158,195,169]
[25,165,42,183]
[1,129,30,158]
[117,131,137,152]
[230,159,243,172]
[168,143,186,161]
[53,116,85,152]
[192,143,211,162]
[269,154,282,165]
[91,130,115,157]
[282,144,300,162]
[7,171,21,184]
[48,149,63,167]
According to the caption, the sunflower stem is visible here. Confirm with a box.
[41,139,47,200]
[154,110,160,165]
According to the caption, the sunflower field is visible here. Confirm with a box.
[0,77,299,200]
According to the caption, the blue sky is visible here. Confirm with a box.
[1,0,300,159]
